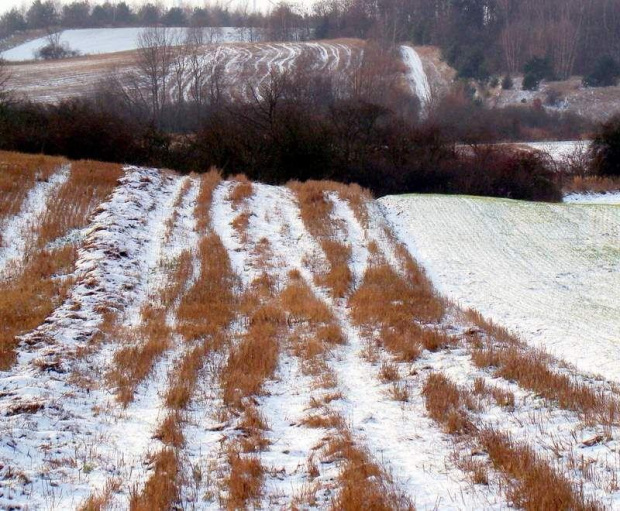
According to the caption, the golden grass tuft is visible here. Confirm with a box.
[228,174,253,206]
[327,429,414,511]
[195,168,222,234]
[349,263,447,362]
[466,309,619,423]
[176,234,237,341]
[422,373,475,435]
[224,449,264,510]
[472,344,616,423]
[288,180,356,298]
[0,151,67,223]
[129,448,179,511]
[480,429,602,511]
[422,371,601,511]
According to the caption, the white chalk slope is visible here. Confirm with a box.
[380,194,620,382]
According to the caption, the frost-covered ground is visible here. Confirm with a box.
[1,27,257,61]
[564,191,620,204]
[2,159,620,509]
[380,194,620,382]
[521,140,589,161]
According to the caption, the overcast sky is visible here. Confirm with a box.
[0,0,318,16]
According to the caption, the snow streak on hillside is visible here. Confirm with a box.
[400,45,432,108]
[380,194,620,382]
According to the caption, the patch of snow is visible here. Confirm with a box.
[400,45,431,109]
[1,27,257,62]
[522,140,590,162]
[380,194,620,383]
[564,191,620,204]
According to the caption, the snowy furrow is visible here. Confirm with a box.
[214,183,503,509]
[212,183,335,505]
[0,167,182,510]
[379,194,620,383]
[427,341,620,508]
[100,175,202,507]
[327,193,369,287]
[0,164,70,278]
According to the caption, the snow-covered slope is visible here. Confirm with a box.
[1,155,619,509]
[1,27,255,61]
[6,39,363,104]
[380,194,620,382]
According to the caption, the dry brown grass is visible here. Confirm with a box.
[280,279,333,325]
[224,449,264,510]
[129,448,180,511]
[480,429,601,511]
[472,344,617,423]
[378,361,400,383]
[563,175,620,195]
[278,273,345,378]
[79,478,122,511]
[176,234,237,341]
[423,371,601,511]
[154,411,185,449]
[349,263,448,362]
[35,160,123,253]
[326,429,414,511]
[0,151,67,223]
[288,180,355,298]
[221,300,284,409]
[228,174,253,206]
[0,158,122,369]
[423,373,475,435]
[319,240,352,298]
[472,377,515,409]
[466,310,619,424]
[107,305,171,405]
[195,168,222,234]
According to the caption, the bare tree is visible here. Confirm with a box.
[136,27,175,124]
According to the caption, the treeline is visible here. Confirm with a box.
[313,0,620,84]
[3,1,620,85]
[0,1,308,41]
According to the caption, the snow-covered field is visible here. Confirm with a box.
[380,194,620,382]
[1,27,257,61]
[520,140,589,161]
[1,153,620,509]
[6,39,364,104]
